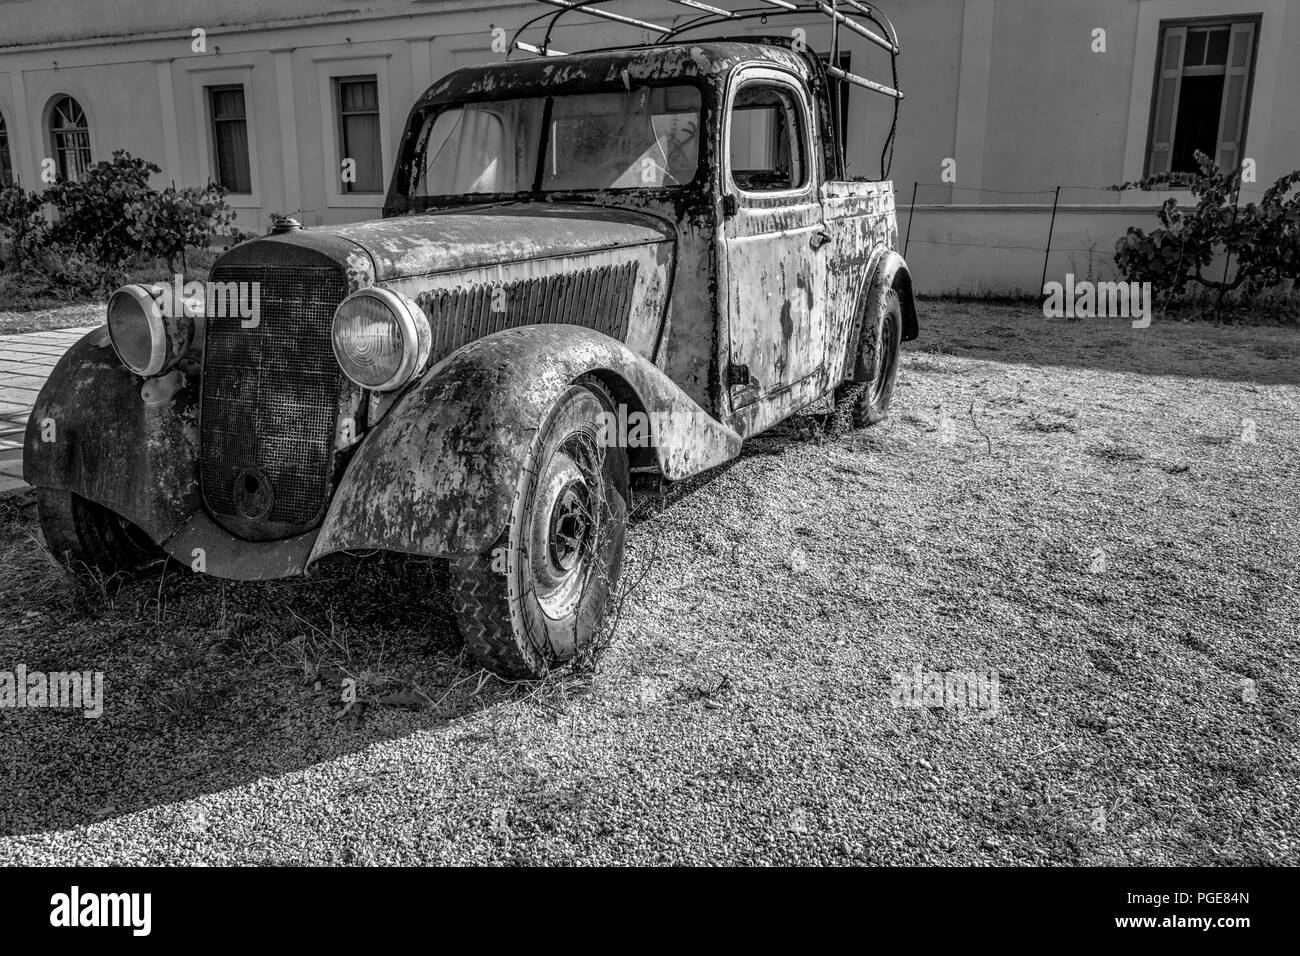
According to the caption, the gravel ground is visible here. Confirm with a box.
[0,302,1296,865]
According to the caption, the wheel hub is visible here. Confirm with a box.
[870,308,900,403]
[526,440,604,621]
[549,481,591,573]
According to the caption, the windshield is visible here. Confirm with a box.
[407,85,702,197]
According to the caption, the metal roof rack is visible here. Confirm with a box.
[510,0,903,102]
[507,1,903,179]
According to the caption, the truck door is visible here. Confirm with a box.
[721,68,827,410]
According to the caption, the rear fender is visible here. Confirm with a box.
[844,251,918,381]
[309,324,741,562]
[873,251,919,342]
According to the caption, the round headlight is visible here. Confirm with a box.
[107,284,169,376]
[331,288,432,392]
[106,282,201,377]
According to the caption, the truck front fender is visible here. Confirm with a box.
[309,324,741,562]
[23,327,202,542]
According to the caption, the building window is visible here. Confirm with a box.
[729,82,807,192]
[209,85,252,194]
[1146,18,1259,176]
[336,76,383,193]
[0,112,12,184]
[49,95,92,182]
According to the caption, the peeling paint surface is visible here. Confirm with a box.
[310,324,741,562]
[345,204,673,280]
[24,329,202,544]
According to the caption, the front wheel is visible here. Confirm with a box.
[450,377,629,678]
[835,286,904,429]
[36,488,163,576]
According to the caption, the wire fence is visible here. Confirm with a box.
[901,180,1277,201]
[895,179,1263,292]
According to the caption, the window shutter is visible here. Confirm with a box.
[1216,21,1255,172]
[1147,26,1186,176]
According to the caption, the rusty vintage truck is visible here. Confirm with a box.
[25,9,917,678]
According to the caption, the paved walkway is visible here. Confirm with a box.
[0,327,99,494]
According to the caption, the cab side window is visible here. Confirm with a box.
[728,83,806,192]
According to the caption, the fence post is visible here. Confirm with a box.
[1039,185,1061,295]
[903,180,918,258]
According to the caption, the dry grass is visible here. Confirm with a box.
[0,301,1296,865]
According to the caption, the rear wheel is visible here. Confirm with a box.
[36,488,163,575]
[835,286,904,429]
[450,377,628,679]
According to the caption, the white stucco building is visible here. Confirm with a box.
[1,0,1296,292]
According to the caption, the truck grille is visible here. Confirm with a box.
[420,262,638,366]
[200,265,347,536]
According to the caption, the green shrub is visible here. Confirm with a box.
[39,149,235,270]
[224,225,257,248]
[0,151,238,308]
[126,183,236,271]
[1112,152,1300,305]
[0,184,48,266]
[44,150,161,260]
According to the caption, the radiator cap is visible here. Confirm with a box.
[269,214,303,235]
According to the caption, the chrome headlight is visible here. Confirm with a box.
[107,283,201,377]
[330,288,432,392]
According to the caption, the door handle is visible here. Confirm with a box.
[810,230,832,250]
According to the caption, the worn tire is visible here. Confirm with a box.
[835,286,904,428]
[450,376,629,679]
[36,488,163,576]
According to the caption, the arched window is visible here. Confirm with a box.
[49,95,92,182]
[0,111,12,185]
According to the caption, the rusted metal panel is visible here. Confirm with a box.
[721,201,827,415]
[718,66,828,422]
[160,509,317,581]
[416,262,638,366]
[379,238,671,360]
[821,181,900,383]
[342,204,673,280]
[23,329,201,544]
[406,42,813,119]
[310,324,741,564]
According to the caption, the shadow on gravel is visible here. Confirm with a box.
[0,490,594,837]
[0,413,841,839]
[914,300,1300,387]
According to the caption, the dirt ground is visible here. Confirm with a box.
[0,301,1296,865]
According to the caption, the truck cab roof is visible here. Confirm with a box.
[413,39,821,109]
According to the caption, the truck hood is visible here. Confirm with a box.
[324,203,675,282]
[210,200,677,385]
